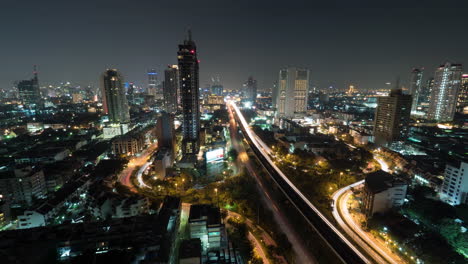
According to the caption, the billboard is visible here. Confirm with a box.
[206,148,225,163]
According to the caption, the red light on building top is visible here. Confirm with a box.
[197,60,201,63]
[190,50,195,54]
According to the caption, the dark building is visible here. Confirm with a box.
[419,77,434,106]
[156,112,176,156]
[126,82,135,105]
[18,66,40,107]
[243,76,257,104]
[178,30,201,155]
[373,88,412,146]
[179,239,202,264]
[408,68,423,112]
[163,65,179,114]
[101,69,130,124]
[362,170,407,218]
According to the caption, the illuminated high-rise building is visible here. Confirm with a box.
[243,76,257,104]
[456,74,468,114]
[408,68,423,112]
[163,65,179,114]
[275,67,309,118]
[428,62,463,122]
[147,69,159,96]
[347,85,356,95]
[18,66,40,107]
[373,88,412,146]
[101,69,130,124]
[178,30,200,155]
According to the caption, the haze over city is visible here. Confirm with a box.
[2,0,468,90]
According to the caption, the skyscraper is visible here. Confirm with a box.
[275,67,309,118]
[419,77,434,106]
[456,74,468,114]
[178,30,200,155]
[428,62,463,122]
[147,69,159,97]
[408,68,423,112]
[243,76,257,104]
[18,66,40,107]
[163,65,179,114]
[101,69,130,124]
[373,88,412,146]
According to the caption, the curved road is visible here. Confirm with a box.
[332,182,404,264]
[118,142,158,191]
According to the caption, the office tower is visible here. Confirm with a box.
[163,65,179,114]
[428,63,463,122]
[243,76,257,104]
[178,30,201,155]
[18,66,40,107]
[408,68,423,112]
[456,74,468,114]
[275,67,310,118]
[439,160,468,206]
[373,88,412,146]
[147,69,159,96]
[101,69,130,124]
[156,112,176,157]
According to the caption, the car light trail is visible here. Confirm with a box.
[228,101,370,264]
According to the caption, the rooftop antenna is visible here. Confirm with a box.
[33,65,38,80]
[187,28,192,41]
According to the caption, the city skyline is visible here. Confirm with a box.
[1,1,468,92]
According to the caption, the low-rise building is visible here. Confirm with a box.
[0,165,47,206]
[362,170,408,218]
[439,160,468,206]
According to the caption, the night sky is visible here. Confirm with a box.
[1,1,468,91]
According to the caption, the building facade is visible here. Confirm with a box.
[18,66,40,107]
[101,69,130,124]
[178,31,201,155]
[147,69,159,97]
[457,74,468,114]
[0,166,47,206]
[362,170,407,218]
[439,161,468,206]
[163,65,179,114]
[408,68,423,112]
[373,89,412,146]
[428,62,463,122]
[243,76,257,104]
[275,67,309,118]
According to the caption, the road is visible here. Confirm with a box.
[228,101,370,264]
[374,156,390,172]
[332,182,403,264]
[228,104,317,264]
[118,142,158,192]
